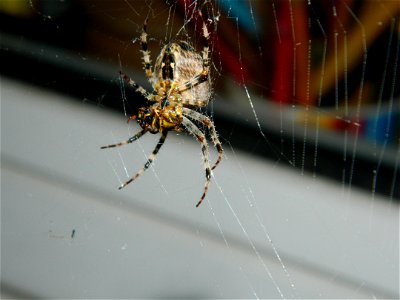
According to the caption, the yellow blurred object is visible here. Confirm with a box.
[0,0,34,18]
[310,1,400,104]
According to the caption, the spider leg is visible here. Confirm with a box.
[182,108,223,170]
[140,19,153,79]
[118,130,168,190]
[182,116,211,207]
[177,71,209,93]
[101,128,147,149]
[119,71,156,102]
[119,19,155,101]
[199,12,211,73]
[177,18,211,93]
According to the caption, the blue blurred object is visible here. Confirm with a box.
[364,109,399,145]
[217,0,261,38]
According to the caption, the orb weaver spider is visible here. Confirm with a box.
[101,16,223,207]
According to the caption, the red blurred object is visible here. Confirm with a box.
[271,0,294,104]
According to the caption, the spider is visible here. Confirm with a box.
[101,16,223,207]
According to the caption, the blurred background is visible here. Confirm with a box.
[1,0,399,298]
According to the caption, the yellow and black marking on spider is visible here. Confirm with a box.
[101,15,223,207]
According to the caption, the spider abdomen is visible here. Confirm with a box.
[153,42,211,108]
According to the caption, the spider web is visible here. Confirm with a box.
[89,0,399,298]
[2,0,398,298]
[103,1,297,297]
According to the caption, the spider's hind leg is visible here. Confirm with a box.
[118,130,168,190]
[182,108,223,170]
[182,116,212,207]
[177,15,211,93]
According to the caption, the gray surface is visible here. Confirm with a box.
[1,77,399,298]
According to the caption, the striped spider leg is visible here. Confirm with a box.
[182,107,223,170]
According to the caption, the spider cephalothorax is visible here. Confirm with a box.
[102,16,222,207]
[135,105,183,133]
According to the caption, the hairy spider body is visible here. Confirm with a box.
[136,104,183,133]
[152,42,211,108]
[102,17,223,207]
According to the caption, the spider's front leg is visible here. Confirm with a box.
[101,128,147,149]
[118,130,168,189]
